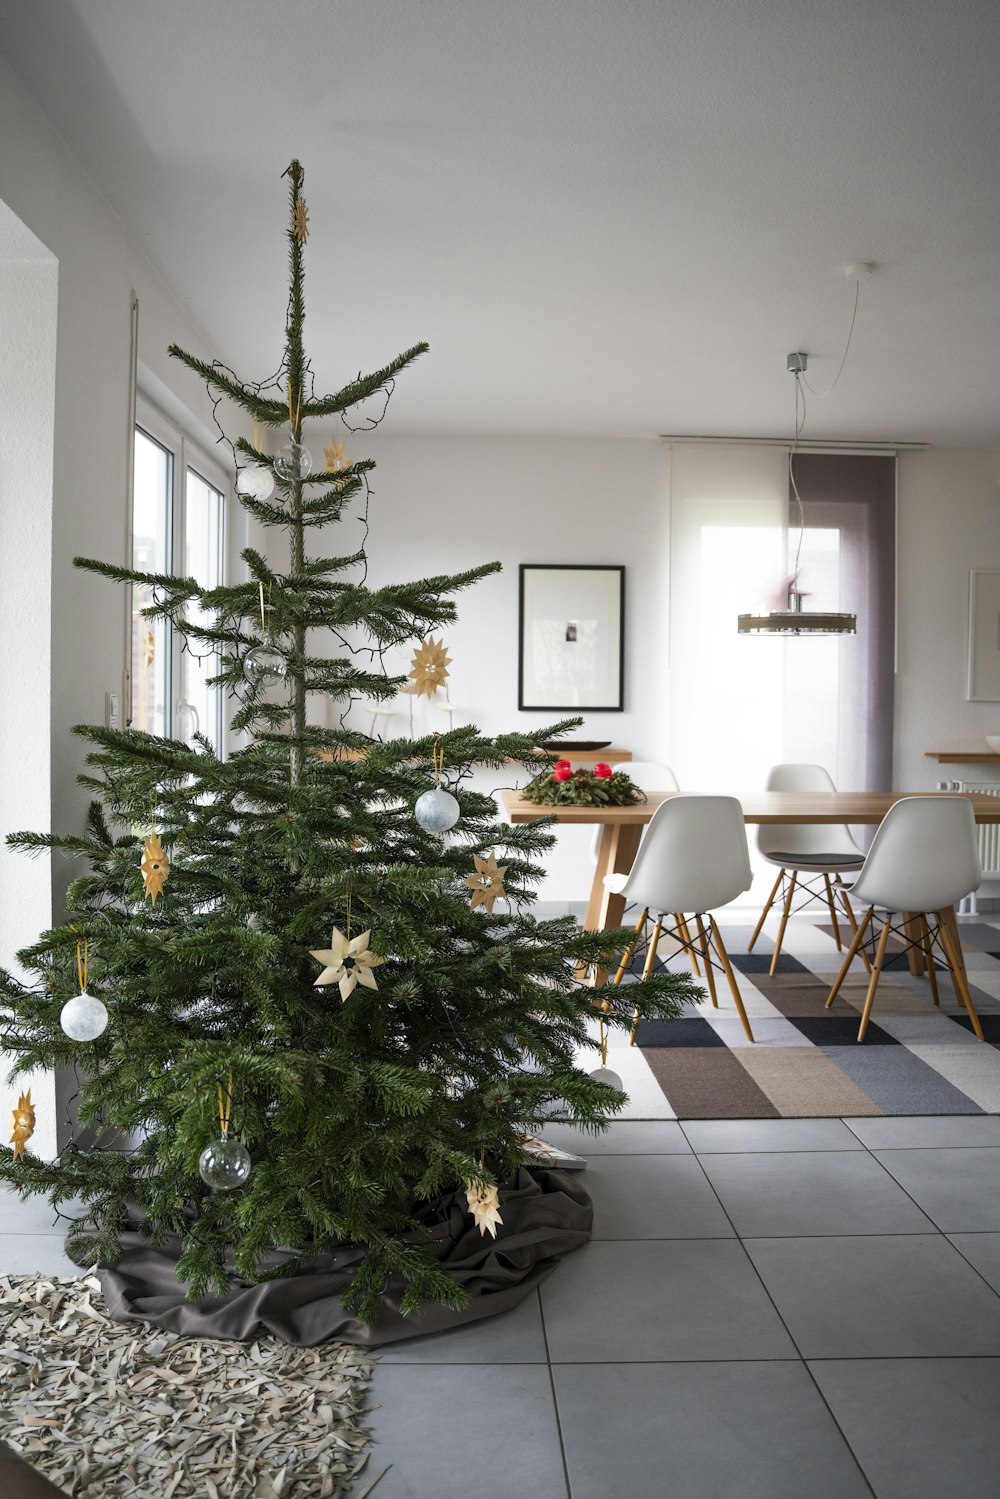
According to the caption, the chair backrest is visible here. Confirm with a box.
[589,762,679,863]
[853,795,981,913]
[757,762,863,863]
[618,794,753,914]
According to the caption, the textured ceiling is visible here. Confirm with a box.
[3,0,1000,442]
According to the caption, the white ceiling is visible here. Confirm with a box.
[4,0,1000,443]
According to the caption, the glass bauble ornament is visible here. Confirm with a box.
[414,786,460,833]
[589,1065,624,1090]
[244,645,288,684]
[198,1134,252,1191]
[273,441,313,481]
[60,991,109,1042]
[235,463,275,502]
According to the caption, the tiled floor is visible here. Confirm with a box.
[354,1113,1000,1499]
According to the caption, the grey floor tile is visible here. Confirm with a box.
[948,1232,1000,1293]
[0,1234,86,1276]
[586,1154,734,1239]
[682,1118,864,1153]
[0,1186,85,1236]
[746,1234,1000,1357]
[844,1115,1000,1148]
[360,1364,568,1499]
[536,1120,692,1154]
[699,1150,934,1236]
[811,1357,1000,1499]
[377,1288,547,1364]
[540,1238,795,1362]
[553,1362,871,1499]
[873,1146,1000,1230]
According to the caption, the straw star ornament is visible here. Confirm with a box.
[408,637,451,698]
[464,850,508,914]
[323,437,349,471]
[465,1180,503,1238]
[311,927,385,1001]
[9,1090,35,1162]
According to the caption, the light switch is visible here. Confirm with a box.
[105,691,121,730]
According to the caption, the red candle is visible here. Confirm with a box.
[554,758,572,770]
[593,762,613,780]
[553,765,573,782]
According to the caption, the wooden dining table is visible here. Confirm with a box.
[500,789,1000,934]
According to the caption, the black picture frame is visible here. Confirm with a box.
[518,564,625,711]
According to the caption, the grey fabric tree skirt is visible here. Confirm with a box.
[68,1167,591,1347]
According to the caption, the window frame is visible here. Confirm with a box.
[130,394,230,753]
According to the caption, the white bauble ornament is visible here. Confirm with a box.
[589,1066,624,1090]
[235,463,276,502]
[273,441,313,481]
[60,991,109,1042]
[414,786,460,833]
[245,645,288,684]
[198,1135,252,1191]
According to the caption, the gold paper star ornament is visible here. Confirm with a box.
[311,927,385,1001]
[464,850,508,914]
[409,637,451,698]
[9,1090,35,1162]
[465,1179,503,1238]
[293,196,309,242]
[141,829,170,903]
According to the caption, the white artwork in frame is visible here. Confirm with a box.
[518,564,624,710]
[967,569,1000,701]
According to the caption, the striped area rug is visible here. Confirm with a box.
[602,912,1000,1119]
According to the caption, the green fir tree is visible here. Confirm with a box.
[0,162,696,1325]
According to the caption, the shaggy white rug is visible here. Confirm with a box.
[0,1275,382,1498]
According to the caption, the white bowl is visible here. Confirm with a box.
[986,736,1000,752]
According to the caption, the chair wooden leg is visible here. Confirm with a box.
[695,914,718,1006]
[630,916,662,1045]
[676,916,700,975]
[748,868,784,953]
[902,912,926,976]
[838,884,871,975]
[823,873,843,950]
[920,917,940,1006]
[611,908,648,987]
[769,870,798,975]
[937,906,985,1040]
[857,914,894,1041]
[825,906,874,1008]
[710,916,755,1042]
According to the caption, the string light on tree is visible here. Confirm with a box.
[60,939,109,1042]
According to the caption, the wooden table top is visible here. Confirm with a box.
[501,789,1000,825]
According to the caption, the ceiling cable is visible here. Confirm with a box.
[800,277,861,400]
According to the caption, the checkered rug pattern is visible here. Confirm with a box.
[598,912,1000,1119]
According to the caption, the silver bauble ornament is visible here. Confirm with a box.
[273,441,313,481]
[414,786,460,833]
[589,1066,624,1090]
[235,462,276,502]
[198,1135,252,1191]
[244,644,288,684]
[60,991,109,1042]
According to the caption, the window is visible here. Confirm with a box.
[131,399,228,750]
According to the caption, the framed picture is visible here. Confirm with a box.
[967,569,1000,701]
[518,564,625,711]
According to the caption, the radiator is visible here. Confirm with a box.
[948,780,1000,880]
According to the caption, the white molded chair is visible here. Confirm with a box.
[748,763,866,973]
[604,795,756,1043]
[824,795,985,1042]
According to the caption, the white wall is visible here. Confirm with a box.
[895,447,1000,788]
[0,56,230,868]
[0,245,58,1158]
[292,429,671,901]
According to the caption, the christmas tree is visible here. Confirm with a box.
[0,162,694,1328]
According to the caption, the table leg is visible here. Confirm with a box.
[584,823,643,986]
